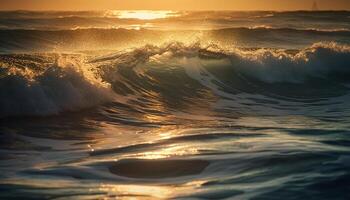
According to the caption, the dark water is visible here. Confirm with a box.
[1,11,350,200]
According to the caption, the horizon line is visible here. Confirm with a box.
[0,9,349,12]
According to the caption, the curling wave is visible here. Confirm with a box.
[92,42,350,84]
[1,42,350,118]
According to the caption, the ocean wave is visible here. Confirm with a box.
[1,26,350,33]
[1,42,349,118]
[1,27,349,53]
[0,54,114,118]
[225,42,350,83]
[93,42,350,83]
[215,27,350,35]
[91,41,350,118]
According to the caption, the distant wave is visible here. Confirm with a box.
[244,26,350,33]
[1,27,349,53]
[1,25,350,33]
[1,42,349,117]
[1,10,349,33]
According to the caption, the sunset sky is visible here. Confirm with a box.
[0,0,349,11]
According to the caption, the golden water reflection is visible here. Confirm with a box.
[99,180,206,199]
[136,144,200,159]
[110,10,180,20]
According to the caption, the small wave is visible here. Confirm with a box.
[1,25,350,33]
[1,27,349,53]
[243,26,350,33]
[213,27,350,36]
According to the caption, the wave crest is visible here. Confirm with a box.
[231,42,350,83]
[0,55,114,117]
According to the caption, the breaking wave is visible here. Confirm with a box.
[0,55,114,117]
[1,42,350,117]
[92,41,350,84]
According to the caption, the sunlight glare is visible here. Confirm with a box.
[115,10,179,20]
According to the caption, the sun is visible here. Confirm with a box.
[114,10,178,20]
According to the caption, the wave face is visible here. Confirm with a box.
[1,11,350,200]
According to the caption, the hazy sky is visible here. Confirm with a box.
[0,0,349,11]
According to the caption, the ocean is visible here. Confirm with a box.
[1,10,350,199]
